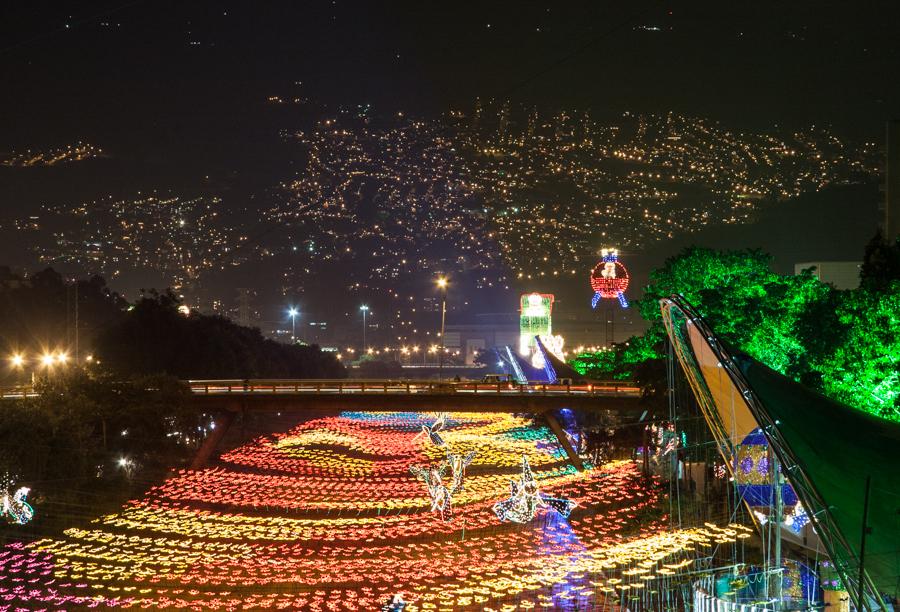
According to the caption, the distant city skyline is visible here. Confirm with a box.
[0,1,895,344]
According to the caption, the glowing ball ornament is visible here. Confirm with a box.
[590,248,629,308]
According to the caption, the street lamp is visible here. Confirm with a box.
[359,305,369,352]
[436,277,448,381]
[288,308,299,342]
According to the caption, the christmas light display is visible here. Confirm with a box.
[413,412,448,447]
[734,429,807,534]
[1,476,34,525]
[445,449,477,494]
[493,455,578,523]
[0,412,749,610]
[410,462,454,520]
[518,293,565,368]
[590,248,630,308]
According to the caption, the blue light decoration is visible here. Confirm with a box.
[783,559,820,605]
[493,455,577,523]
[734,429,805,532]
[730,561,819,607]
[590,248,629,309]
[538,511,593,610]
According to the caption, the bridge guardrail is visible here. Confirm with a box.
[0,380,641,399]
[0,386,38,399]
[184,379,640,397]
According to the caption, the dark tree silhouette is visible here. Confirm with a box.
[95,291,346,379]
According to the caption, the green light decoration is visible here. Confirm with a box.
[571,246,900,422]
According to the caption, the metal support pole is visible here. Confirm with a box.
[439,292,446,381]
[74,281,79,362]
[856,475,872,612]
[545,410,584,471]
[773,452,783,609]
[190,410,237,470]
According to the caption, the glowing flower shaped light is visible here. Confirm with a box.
[0,411,746,610]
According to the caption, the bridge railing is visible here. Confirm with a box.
[185,379,640,397]
[0,386,38,399]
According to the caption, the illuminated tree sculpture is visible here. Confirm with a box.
[590,248,630,308]
[492,455,577,523]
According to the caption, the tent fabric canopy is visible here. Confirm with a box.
[661,295,900,602]
[735,353,900,599]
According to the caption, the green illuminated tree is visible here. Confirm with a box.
[815,285,900,420]
[576,246,899,421]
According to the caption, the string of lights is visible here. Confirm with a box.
[0,411,749,610]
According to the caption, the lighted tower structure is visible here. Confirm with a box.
[519,293,553,358]
[590,248,630,309]
[518,293,565,368]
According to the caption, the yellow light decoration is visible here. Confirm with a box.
[0,411,748,610]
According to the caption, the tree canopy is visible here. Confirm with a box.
[95,291,346,380]
[570,242,900,421]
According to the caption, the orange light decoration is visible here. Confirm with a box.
[0,411,748,610]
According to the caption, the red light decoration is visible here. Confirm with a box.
[0,412,745,610]
[590,248,630,308]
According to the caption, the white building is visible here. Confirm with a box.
[794,261,861,290]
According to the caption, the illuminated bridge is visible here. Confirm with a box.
[0,378,641,471]
[186,379,643,472]
[186,379,640,411]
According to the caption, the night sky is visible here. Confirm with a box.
[4,1,899,143]
[0,1,897,314]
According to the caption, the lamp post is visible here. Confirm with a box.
[359,305,369,352]
[436,277,447,381]
[288,308,299,343]
[10,351,68,386]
